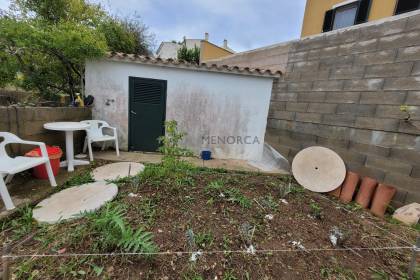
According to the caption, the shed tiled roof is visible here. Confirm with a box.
[106,52,282,78]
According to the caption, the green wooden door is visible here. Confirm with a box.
[129,77,167,152]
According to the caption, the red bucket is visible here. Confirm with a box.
[25,146,62,179]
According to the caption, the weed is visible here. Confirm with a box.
[259,194,278,210]
[320,266,356,280]
[309,201,323,219]
[344,202,363,212]
[225,188,252,208]
[370,268,390,280]
[10,206,35,240]
[205,180,251,208]
[194,231,214,249]
[63,171,94,187]
[158,120,193,158]
[138,197,158,227]
[223,270,238,280]
[88,203,157,255]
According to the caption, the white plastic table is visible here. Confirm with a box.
[44,122,91,172]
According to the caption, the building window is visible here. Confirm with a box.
[395,0,420,15]
[323,0,372,33]
[333,3,359,30]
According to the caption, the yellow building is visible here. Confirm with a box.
[200,40,234,62]
[301,0,420,37]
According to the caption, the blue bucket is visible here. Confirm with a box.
[200,149,212,160]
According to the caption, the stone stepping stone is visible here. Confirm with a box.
[33,182,118,223]
[92,162,145,181]
[392,203,420,226]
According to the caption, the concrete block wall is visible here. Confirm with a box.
[268,12,420,206]
[0,107,91,155]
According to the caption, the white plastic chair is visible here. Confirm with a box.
[81,120,119,161]
[0,132,57,210]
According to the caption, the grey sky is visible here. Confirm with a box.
[0,0,307,52]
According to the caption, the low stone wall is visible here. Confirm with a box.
[0,107,91,155]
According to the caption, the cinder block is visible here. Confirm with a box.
[406,14,420,31]
[404,191,420,204]
[375,105,407,119]
[359,19,406,39]
[405,91,420,105]
[325,91,360,103]
[319,55,354,70]
[317,123,352,140]
[354,50,396,65]
[360,91,406,105]
[323,114,356,126]
[292,61,319,72]
[269,101,287,111]
[384,77,420,91]
[295,112,322,123]
[307,49,320,60]
[347,163,386,182]
[295,35,327,52]
[294,121,320,135]
[329,66,365,80]
[395,132,419,148]
[384,172,420,193]
[336,104,376,117]
[288,51,307,63]
[412,61,420,76]
[355,117,399,131]
[297,92,325,102]
[299,70,330,81]
[390,147,420,165]
[273,82,288,92]
[307,103,337,114]
[343,78,384,91]
[331,147,367,165]
[366,155,412,175]
[365,62,413,78]
[349,141,390,157]
[398,120,420,135]
[319,46,338,58]
[410,165,420,178]
[313,80,344,91]
[377,31,420,50]
[328,28,360,44]
[270,111,295,121]
[316,136,349,149]
[286,102,308,112]
[396,46,420,62]
[288,82,313,92]
[283,72,301,82]
[272,92,298,102]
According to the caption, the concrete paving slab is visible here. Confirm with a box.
[92,162,145,181]
[33,181,118,223]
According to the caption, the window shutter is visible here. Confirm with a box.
[355,0,372,24]
[395,0,420,15]
[323,9,334,32]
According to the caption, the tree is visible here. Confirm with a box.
[0,0,154,101]
[177,45,200,64]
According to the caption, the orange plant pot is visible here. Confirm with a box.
[339,171,360,204]
[328,186,342,198]
[355,177,378,209]
[370,184,397,218]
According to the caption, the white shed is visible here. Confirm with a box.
[85,53,280,160]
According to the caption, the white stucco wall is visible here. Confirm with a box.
[85,60,274,160]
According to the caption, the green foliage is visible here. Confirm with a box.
[369,268,390,280]
[310,201,323,219]
[223,270,238,280]
[158,120,193,158]
[194,231,214,249]
[320,266,356,280]
[138,197,158,227]
[259,194,278,210]
[10,206,35,240]
[63,170,94,187]
[88,203,157,255]
[205,180,252,208]
[177,45,200,64]
[1,0,154,100]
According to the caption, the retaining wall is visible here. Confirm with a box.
[211,11,420,206]
[0,107,91,155]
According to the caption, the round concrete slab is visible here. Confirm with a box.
[292,146,346,193]
[92,162,145,181]
[33,182,118,223]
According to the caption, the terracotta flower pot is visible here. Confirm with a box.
[339,171,360,204]
[370,184,397,218]
[328,186,342,198]
[355,177,377,209]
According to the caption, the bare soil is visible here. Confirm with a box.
[0,163,418,280]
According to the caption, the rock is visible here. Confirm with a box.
[392,203,420,226]
[329,226,345,247]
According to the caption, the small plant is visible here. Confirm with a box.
[63,171,94,187]
[259,194,278,210]
[138,197,158,227]
[370,268,390,280]
[320,266,356,280]
[177,45,200,64]
[194,231,214,249]
[223,270,238,280]
[88,203,157,255]
[205,180,251,208]
[158,120,193,158]
[10,206,35,240]
[310,201,323,219]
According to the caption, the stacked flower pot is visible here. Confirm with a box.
[329,172,397,218]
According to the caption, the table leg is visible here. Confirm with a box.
[65,131,75,172]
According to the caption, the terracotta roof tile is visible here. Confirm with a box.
[106,52,282,78]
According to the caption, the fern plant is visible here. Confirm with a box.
[88,203,157,255]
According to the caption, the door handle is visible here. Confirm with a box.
[130,110,137,115]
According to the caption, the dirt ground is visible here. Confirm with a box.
[0,161,418,280]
